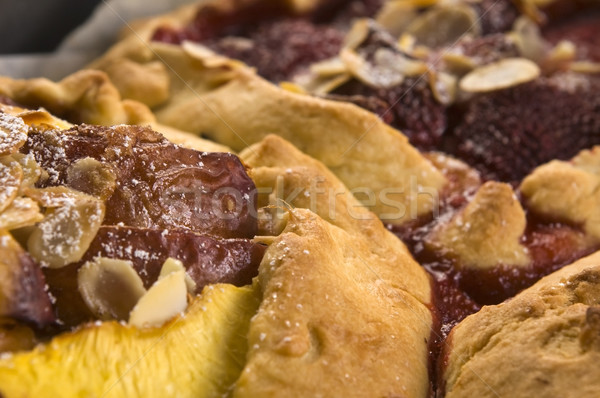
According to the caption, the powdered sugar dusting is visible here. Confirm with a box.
[0,113,28,156]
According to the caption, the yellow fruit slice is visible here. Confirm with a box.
[0,283,259,398]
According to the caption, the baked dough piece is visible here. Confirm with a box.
[234,208,433,398]
[240,134,431,303]
[94,39,446,223]
[428,181,530,269]
[442,250,600,398]
[0,71,230,153]
[521,146,600,242]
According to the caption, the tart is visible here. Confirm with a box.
[0,0,599,397]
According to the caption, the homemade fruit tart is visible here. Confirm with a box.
[0,0,599,397]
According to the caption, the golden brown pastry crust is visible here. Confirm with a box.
[241,134,432,304]
[0,71,231,153]
[93,36,447,223]
[442,250,600,398]
[235,208,432,398]
[521,146,600,242]
[428,181,530,269]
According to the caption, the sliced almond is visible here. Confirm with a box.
[398,33,417,54]
[66,157,117,200]
[129,268,188,329]
[78,258,147,321]
[181,41,238,69]
[442,52,477,76]
[430,71,458,105]
[341,48,427,89]
[0,197,43,231]
[10,153,42,192]
[570,61,600,75]
[375,1,418,37]
[27,187,105,268]
[405,4,481,48]
[298,73,352,95]
[510,16,547,63]
[0,158,22,214]
[309,57,347,77]
[343,19,370,50]
[544,40,576,70]
[459,58,540,93]
[0,113,28,157]
[160,258,196,294]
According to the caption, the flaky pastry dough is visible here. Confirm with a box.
[89,2,448,224]
[236,208,432,398]
[521,146,600,242]
[0,71,231,153]
[443,250,600,398]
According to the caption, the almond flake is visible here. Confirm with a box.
[405,4,481,49]
[27,187,105,268]
[459,58,540,93]
[129,268,188,329]
[0,197,43,230]
[160,257,196,293]
[0,158,22,213]
[78,258,147,321]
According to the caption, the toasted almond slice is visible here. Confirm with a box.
[430,71,458,105]
[181,41,238,68]
[375,1,418,37]
[0,197,43,231]
[459,58,540,93]
[66,157,117,201]
[160,258,196,294]
[341,48,427,89]
[129,269,188,329]
[545,40,576,67]
[510,16,547,63]
[27,187,105,268]
[0,113,28,157]
[343,19,370,49]
[78,258,147,321]
[309,57,347,77]
[10,153,42,192]
[570,61,600,74]
[298,73,352,95]
[442,52,477,76]
[0,158,22,214]
[405,4,480,48]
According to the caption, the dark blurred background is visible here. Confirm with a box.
[0,0,102,53]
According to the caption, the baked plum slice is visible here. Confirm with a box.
[24,124,257,239]
[0,231,54,328]
[44,226,265,327]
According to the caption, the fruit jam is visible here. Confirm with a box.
[390,183,599,395]
[152,0,383,82]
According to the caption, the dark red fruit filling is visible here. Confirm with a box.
[44,226,265,328]
[211,19,344,83]
[543,10,600,61]
[152,0,382,82]
[473,0,520,35]
[334,77,447,150]
[448,74,600,183]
